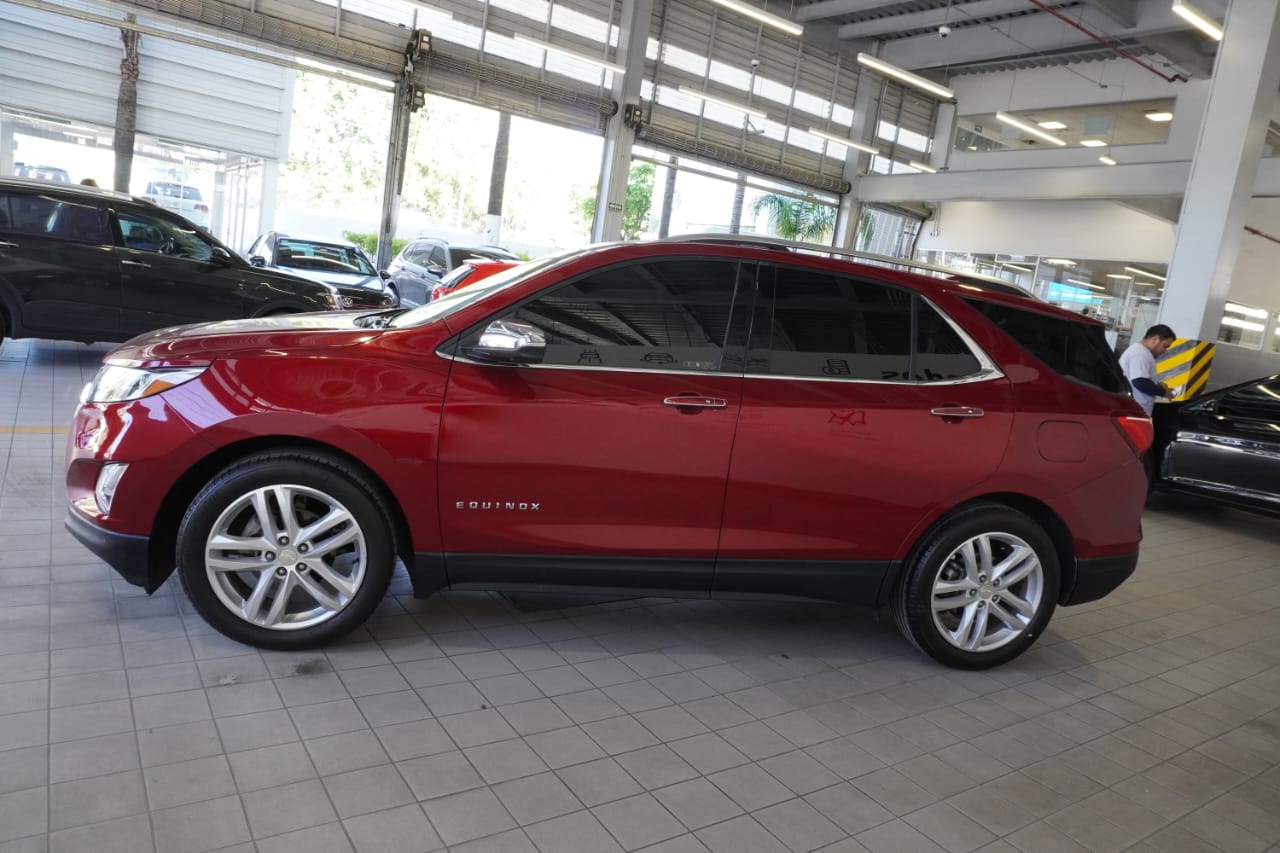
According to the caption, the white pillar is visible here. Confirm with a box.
[833,77,880,249]
[0,115,13,176]
[591,0,653,243]
[929,102,956,171]
[1159,0,1280,340]
[377,79,415,269]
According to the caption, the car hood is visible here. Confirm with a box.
[107,312,385,365]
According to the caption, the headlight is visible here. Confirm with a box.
[81,364,208,404]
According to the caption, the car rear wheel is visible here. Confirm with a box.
[176,450,395,649]
[894,504,1059,669]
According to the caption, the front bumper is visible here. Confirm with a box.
[65,508,152,589]
[1062,553,1138,605]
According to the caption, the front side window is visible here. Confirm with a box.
[468,259,745,372]
[117,209,213,262]
[1215,380,1280,426]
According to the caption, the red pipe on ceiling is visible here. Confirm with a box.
[1025,0,1189,83]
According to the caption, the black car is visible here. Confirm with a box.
[0,178,391,346]
[247,232,400,307]
[1151,374,1280,515]
[386,238,519,305]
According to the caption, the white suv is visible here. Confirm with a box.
[141,181,210,229]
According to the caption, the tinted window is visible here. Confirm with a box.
[429,246,448,268]
[755,264,911,381]
[964,298,1126,393]
[0,193,108,245]
[484,259,743,372]
[118,209,213,262]
[1217,380,1280,424]
[915,298,982,381]
[404,242,432,264]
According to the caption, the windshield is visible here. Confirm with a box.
[278,240,377,276]
[389,250,576,329]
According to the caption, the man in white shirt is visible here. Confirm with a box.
[1118,324,1176,415]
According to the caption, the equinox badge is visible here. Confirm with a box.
[456,501,541,511]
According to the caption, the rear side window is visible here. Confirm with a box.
[964,298,1126,393]
[0,193,109,245]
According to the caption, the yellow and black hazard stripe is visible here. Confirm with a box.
[1155,338,1215,401]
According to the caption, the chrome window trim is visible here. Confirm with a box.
[1164,476,1280,506]
[1173,432,1280,461]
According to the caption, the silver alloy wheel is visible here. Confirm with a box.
[930,531,1045,653]
[204,484,367,630]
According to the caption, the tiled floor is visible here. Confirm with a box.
[2,338,1279,853]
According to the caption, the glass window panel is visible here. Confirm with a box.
[1217,301,1267,349]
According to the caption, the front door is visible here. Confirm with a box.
[1163,379,1280,504]
[715,263,1015,603]
[114,207,247,337]
[437,257,752,595]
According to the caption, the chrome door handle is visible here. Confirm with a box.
[664,395,728,409]
[121,259,152,269]
[930,406,985,419]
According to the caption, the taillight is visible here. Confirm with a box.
[194,203,209,212]
[1113,416,1153,455]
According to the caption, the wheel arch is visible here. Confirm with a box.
[145,435,415,593]
[881,492,1076,607]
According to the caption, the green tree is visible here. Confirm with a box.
[751,193,836,243]
[857,210,876,250]
[579,163,656,241]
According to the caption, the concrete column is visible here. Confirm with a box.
[590,0,653,243]
[1159,0,1280,340]
[259,160,279,238]
[833,77,879,249]
[0,115,13,176]
[376,78,415,269]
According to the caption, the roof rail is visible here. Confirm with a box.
[656,233,1036,298]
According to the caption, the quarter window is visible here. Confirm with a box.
[915,299,982,381]
[485,259,743,372]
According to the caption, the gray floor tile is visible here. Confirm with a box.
[652,778,743,831]
[321,764,414,819]
[49,769,146,831]
[493,771,583,825]
[305,730,389,776]
[47,813,152,853]
[421,787,516,846]
[524,809,623,853]
[342,803,443,853]
[254,823,354,853]
[593,792,686,850]
[241,779,338,839]
[144,754,238,809]
[398,750,484,800]
[227,742,317,792]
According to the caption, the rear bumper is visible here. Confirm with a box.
[65,508,152,589]
[1062,552,1138,605]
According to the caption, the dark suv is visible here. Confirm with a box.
[0,178,391,346]
[65,237,1151,669]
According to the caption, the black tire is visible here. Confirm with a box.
[893,503,1059,669]
[176,449,395,650]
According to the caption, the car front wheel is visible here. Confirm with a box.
[894,504,1059,669]
[176,450,395,649]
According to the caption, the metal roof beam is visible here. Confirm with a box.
[1082,0,1139,28]
[837,0,1042,40]
[795,0,908,24]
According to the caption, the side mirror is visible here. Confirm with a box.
[427,263,446,276]
[211,246,234,266]
[463,319,546,365]
[379,269,391,280]
[249,254,266,267]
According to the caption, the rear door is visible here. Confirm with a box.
[715,263,1014,602]
[1163,379,1280,504]
[437,257,752,594]
[0,189,119,340]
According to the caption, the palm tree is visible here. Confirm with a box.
[112,20,140,193]
[751,193,836,242]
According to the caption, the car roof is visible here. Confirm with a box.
[0,175,134,204]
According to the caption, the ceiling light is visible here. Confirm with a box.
[1080,139,1107,148]
[678,86,766,119]
[1067,278,1105,291]
[857,53,954,100]
[1099,156,1117,165]
[808,127,879,156]
[994,112,1066,146]
[1106,273,1133,279]
[909,160,937,173]
[513,34,625,74]
[1171,0,1224,40]
[1145,110,1174,122]
[1001,263,1033,272]
[1124,265,1167,281]
[1045,258,1075,266]
[1037,120,1067,130]
[704,0,803,36]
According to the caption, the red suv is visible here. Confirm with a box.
[65,238,1151,668]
